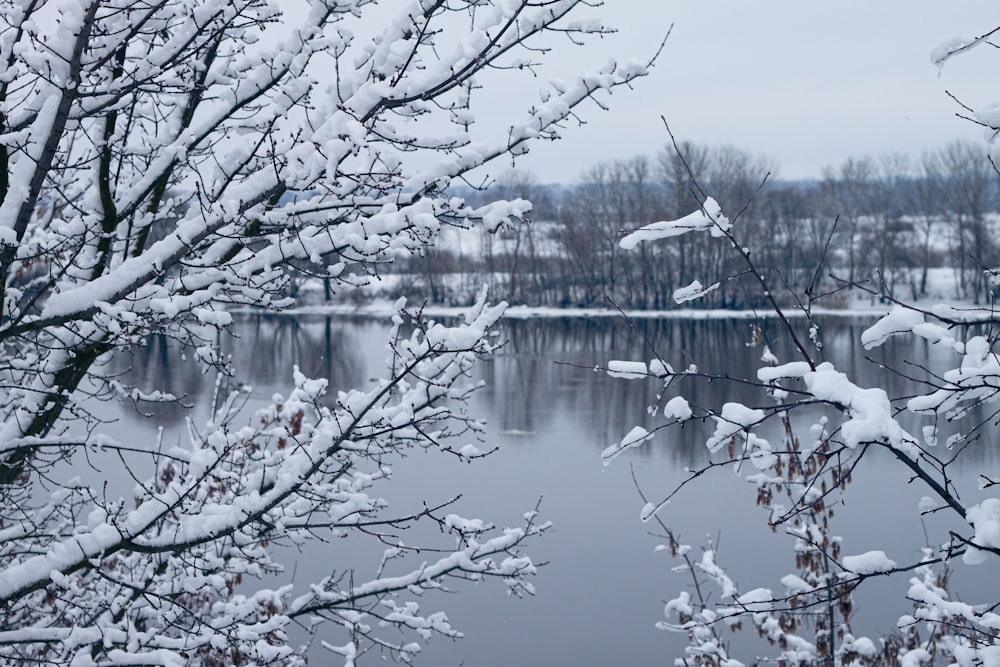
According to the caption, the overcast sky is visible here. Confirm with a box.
[498,2,999,183]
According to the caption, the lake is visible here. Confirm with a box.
[103,312,1000,666]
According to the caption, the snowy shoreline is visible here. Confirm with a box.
[239,301,901,320]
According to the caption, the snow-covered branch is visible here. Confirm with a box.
[0,1,655,664]
[605,125,1000,664]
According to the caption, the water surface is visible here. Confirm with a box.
[103,314,1000,666]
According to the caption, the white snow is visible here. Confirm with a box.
[672,279,720,304]
[842,550,897,575]
[706,403,765,453]
[931,35,978,69]
[758,361,920,457]
[619,198,731,250]
[601,425,654,465]
[664,396,692,421]
[607,360,648,379]
[860,306,924,349]
[963,498,1000,565]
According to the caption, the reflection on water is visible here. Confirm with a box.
[105,313,999,666]
[117,315,368,426]
[117,314,988,464]
[487,315,992,465]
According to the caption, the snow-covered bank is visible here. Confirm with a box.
[249,300,898,320]
[270,266,986,321]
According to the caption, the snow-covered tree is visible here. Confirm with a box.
[606,112,1000,665]
[0,1,655,664]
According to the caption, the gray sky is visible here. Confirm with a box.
[501,2,999,183]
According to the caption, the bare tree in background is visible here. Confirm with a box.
[912,152,948,297]
[924,140,998,301]
[821,156,877,286]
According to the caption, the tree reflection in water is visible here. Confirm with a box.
[113,313,369,426]
[483,315,987,465]
[97,312,998,667]
[112,313,991,467]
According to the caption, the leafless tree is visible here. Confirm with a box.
[0,1,656,664]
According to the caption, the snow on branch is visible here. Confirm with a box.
[0,295,549,664]
[0,1,652,663]
[605,123,1000,665]
[619,197,731,250]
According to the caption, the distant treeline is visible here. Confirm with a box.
[387,140,1000,309]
